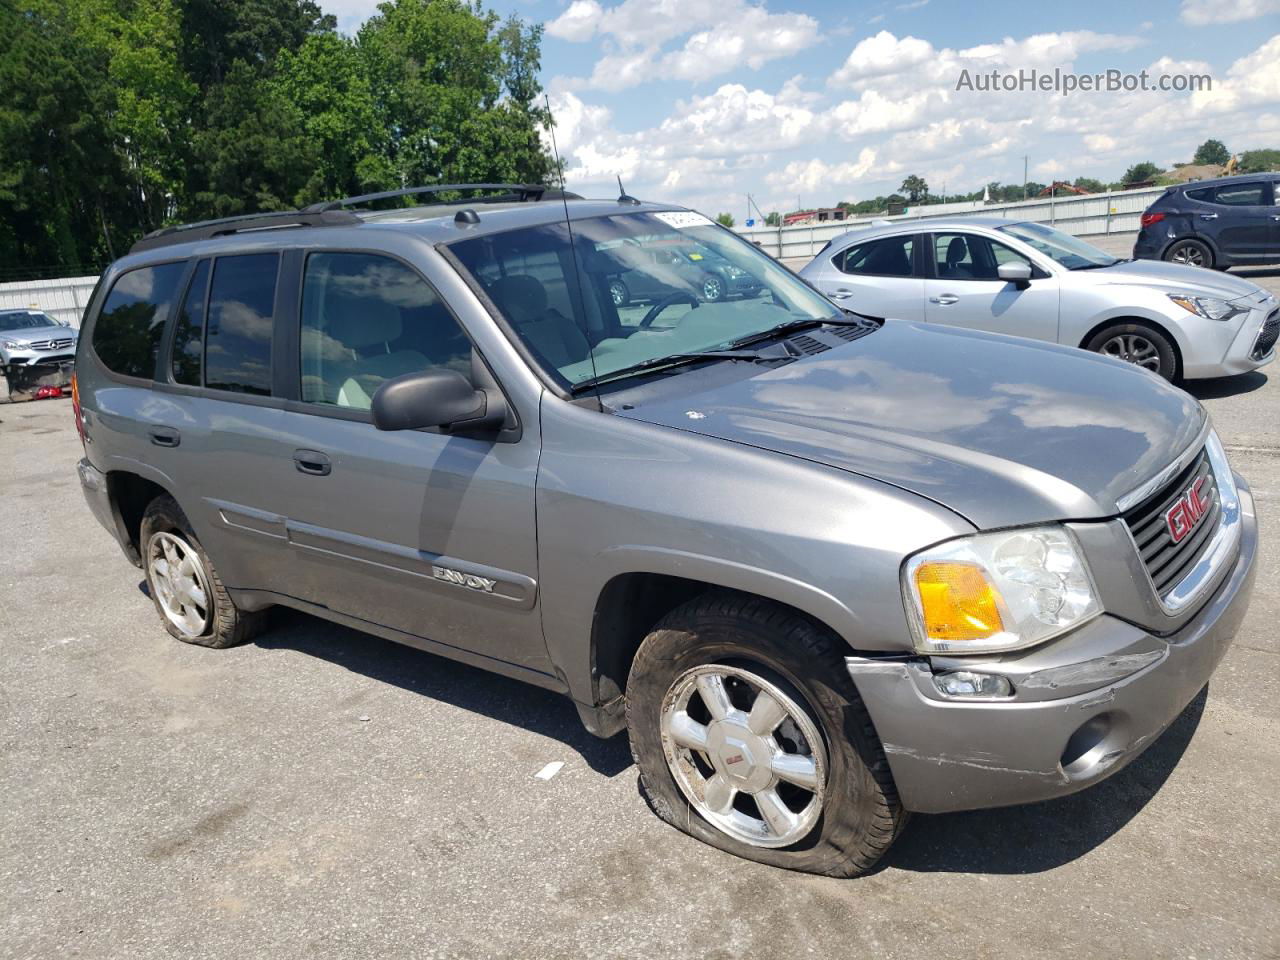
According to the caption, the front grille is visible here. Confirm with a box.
[1251,309,1279,361]
[23,337,74,351]
[1123,448,1220,597]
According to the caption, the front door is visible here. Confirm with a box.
[267,250,550,673]
[922,232,1060,342]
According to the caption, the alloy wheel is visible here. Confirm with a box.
[1170,244,1206,267]
[1099,333,1162,373]
[702,277,724,301]
[147,531,212,638]
[660,664,827,848]
[609,280,627,306]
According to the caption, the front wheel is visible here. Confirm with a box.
[1085,322,1179,381]
[701,274,725,302]
[626,593,905,876]
[608,279,630,307]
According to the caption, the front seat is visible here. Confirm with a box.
[325,294,429,409]
[942,237,973,278]
[488,274,590,369]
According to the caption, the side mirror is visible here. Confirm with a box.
[371,368,506,433]
[998,261,1033,288]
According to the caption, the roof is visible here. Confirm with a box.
[117,197,685,268]
[1167,172,1279,190]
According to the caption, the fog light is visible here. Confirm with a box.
[933,670,1012,698]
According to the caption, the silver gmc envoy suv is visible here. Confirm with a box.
[74,185,1257,877]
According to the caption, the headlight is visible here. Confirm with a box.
[1168,294,1247,321]
[2,340,24,349]
[902,525,1101,655]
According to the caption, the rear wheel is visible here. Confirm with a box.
[701,274,725,302]
[140,495,266,648]
[626,593,905,877]
[609,279,630,307]
[1165,239,1213,269]
[1086,322,1178,381]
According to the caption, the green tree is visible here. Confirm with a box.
[1193,139,1230,166]
[1121,161,1162,184]
[764,211,781,226]
[715,212,735,227]
[176,0,334,88]
[1238,148,1280,173]
[1072,177,1106,193]
[899,174,928,201]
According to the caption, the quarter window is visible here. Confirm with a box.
[205,254,278,396]
[91,262,186,379]
[834,236,915,277]
[300,252,470,410]
[171,259,209,386]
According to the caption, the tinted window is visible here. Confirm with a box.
[1214,183,1266,206]
[92,263,186,378]
[834,236,915,277]
[205,254,277,396]
[933,233,1030,281]
[171,260,209,386]
[1186,187,1213,202]
[300,252,470,410]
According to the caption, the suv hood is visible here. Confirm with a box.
[1085,258,1266,302]
[616,321,1206,529]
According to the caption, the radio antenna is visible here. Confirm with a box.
[544,94,602,406]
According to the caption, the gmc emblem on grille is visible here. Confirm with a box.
[1165,476,1210,544]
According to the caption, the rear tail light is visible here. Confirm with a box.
[1140,212,1165,228]
[70,372,87,450]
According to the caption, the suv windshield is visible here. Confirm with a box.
[998,221,1118,270]
[449,211,840,388]
[0,311,58,332]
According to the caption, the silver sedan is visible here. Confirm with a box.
[799,216,1278,380]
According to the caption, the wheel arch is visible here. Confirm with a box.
[1078,314,1184,379]
[104,470,177,566]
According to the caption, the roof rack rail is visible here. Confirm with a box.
[130,209,361,254]
[302,183,578,213]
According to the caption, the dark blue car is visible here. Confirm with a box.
[1133,173,1280,270]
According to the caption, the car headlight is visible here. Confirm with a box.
[2,340,24,349]
[902,525,1101,655]
[1168,294,1247,321]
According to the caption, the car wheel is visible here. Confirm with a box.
[1164,239,1213,269]
[140,494,267,648]
[1086,323,1179,381]
[626,592,906,877]
[701,275,725,302]
[609,279,630,307]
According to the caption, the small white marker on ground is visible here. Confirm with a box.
[534,761,564,781]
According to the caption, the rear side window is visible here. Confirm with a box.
[92,263,186,379]
[1214,182,1266,206]
[171,260,209,386]
[300,252,470,410]
[834,236,915,277]
[205,253,278,396]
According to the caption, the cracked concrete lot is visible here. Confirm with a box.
[2,255,1279,960]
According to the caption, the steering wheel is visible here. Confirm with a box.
[638,291,699,329]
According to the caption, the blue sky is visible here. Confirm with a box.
[325,0,1280,216]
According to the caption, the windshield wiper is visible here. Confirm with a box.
[723,314,870,352]
[1070,260,1122,271]
[568,350,778,394]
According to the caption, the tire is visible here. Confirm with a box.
[1085,322,1179,381]
[1164,238,1213,269]
[626,592,906,877]
[140,494,267,648]
[701,274,725,302]
[608,279,630,307]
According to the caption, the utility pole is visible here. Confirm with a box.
[1022,156,1028,201]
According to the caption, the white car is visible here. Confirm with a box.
[798,217,1278,380]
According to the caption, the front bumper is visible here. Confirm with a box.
[1181,304,1278,379]
[848,478,1257,814]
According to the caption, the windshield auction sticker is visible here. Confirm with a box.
[653,211,714,229]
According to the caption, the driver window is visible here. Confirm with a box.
[933,233,1029,281]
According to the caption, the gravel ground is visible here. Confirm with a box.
[1,244,1278,960]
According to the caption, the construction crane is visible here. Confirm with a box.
[1036,181,1091,197]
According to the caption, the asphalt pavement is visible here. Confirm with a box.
[1,247,1278,960]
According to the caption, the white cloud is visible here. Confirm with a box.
[1180,0,1280,25]
[767,150,884,192]
[1083,133,1117,152]
[830,31,934,85]
[1191,35,1280,113]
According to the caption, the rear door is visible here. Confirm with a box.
[1198,180,1274,260]
[922,231,1060,342]
[810,233,925,320]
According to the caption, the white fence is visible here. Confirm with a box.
[737,185,1165,262]
[0,275,100,329]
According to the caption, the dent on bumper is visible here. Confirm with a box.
[849,483,1258,814]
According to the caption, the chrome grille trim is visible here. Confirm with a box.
[1115,424,1209,514]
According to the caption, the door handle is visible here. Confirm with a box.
[830,289,854,300]
[293,449,331,476]
[148,427,180,447]
[930,294,959,305]
[1199,213,1218,220]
